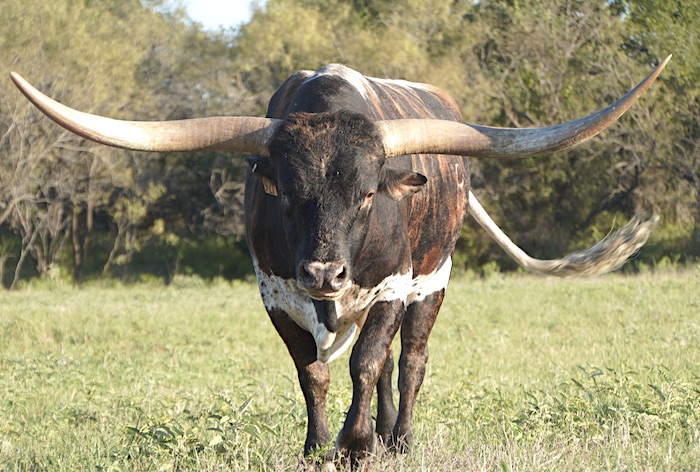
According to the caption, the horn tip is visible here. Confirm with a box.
[9,71,29,91]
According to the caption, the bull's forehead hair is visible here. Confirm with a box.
[269,111,384,198]
[270,112,383,166]
[270,111,382,153]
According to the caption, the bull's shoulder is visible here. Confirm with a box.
[266,70,315,118]
[364,75,462,121]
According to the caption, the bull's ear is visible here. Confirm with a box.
[245,156,278,196]
[380,169,427,200]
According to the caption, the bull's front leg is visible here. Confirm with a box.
[336,299,404,461]
[266,308,332,458]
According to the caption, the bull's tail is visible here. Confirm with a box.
[468,190,658,277]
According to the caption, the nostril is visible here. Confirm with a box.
[300,261,321,287]
[330,265,349,290]
[298,260,350,293]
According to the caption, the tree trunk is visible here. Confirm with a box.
[694,175,700,256]
[11,228,39,290]
[71,205,93,284]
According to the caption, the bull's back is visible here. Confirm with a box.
[362,73,469,277]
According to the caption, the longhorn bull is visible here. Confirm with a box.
[11,56,669,464]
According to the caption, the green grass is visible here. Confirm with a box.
[1,270,699,470]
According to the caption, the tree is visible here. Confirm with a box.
[613,0,700,255]
[1,0,694,286]
[0,0,241,284]
[441,0,675,269]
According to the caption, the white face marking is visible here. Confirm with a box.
[251,256,452,363]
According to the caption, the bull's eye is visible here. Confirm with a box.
[361,191,375,210]
[280,192,291,212]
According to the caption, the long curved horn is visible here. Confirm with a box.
[377,55,671,158]
[10,72,280,156]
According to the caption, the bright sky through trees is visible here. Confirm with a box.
[181,0,262,29]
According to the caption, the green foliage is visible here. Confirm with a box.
[515,365,700,443]
[617,0,700,249]
[0,0,258,285]
[114,395,279,469]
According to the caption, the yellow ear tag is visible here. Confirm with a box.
[262,177,278,197]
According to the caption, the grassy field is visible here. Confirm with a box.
[1,269,699,471]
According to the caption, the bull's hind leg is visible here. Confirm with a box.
[375,350,398,445]
[392,289,445,452]
[336,299,404,462]
[267,308,332,459]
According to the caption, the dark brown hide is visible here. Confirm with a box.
[244,65,468,460]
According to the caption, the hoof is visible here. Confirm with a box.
[335,432,376,457]
[300,444,337,471]
[375,410,398,446]
[320,460,338,472]
[388,430,413,454]
[335,431,378,470]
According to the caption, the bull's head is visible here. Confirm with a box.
[247,111,427,298]
[10,56,670,298]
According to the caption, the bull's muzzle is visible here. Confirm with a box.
[297,260,351,299]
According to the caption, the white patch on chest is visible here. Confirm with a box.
[252,257,452,363]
